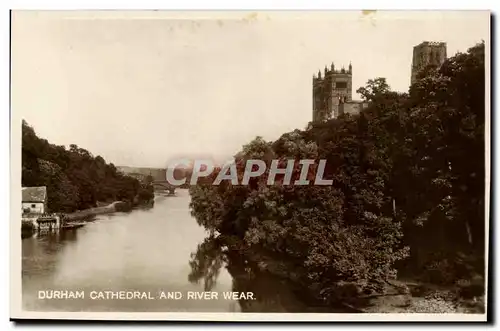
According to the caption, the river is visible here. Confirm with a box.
[22,189,239,312]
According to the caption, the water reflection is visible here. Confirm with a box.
[187,235,338,312]
[188,235,224,291]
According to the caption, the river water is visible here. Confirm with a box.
[22,189,239,312]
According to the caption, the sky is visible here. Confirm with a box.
[12,11,490,168]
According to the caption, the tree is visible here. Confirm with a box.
[356,77,391,101]
[190,133,408,306]
[145,175,154,185]
[22,121,155,212]
[189,41,486,306]
[400,42,486,282]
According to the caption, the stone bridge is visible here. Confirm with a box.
[152,181,176,194]
[116,166,184,195]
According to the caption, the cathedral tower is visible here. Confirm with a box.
[411,41,447,85]
[312,62,353,122]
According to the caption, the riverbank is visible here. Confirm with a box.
[66,199,154,222]
[65,203,117,222]
[21,204,120,230]
[354,279,485,314]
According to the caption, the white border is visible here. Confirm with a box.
[8,311,489,322]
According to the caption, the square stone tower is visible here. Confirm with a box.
[312,62,352,122]
[411,41,447,85]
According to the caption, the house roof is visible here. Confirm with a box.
[22,186,47,203]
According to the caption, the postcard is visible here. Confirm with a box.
[10,10,490,322]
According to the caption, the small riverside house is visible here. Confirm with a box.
[22,186,48,214]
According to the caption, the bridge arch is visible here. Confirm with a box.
[152,181,176,194]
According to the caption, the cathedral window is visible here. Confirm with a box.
[336,81,347,89]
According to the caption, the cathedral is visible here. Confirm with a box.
[312,41,448,123]
[312,62,368,122]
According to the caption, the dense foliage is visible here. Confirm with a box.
[22,121,154,213]
[189,42,486,305]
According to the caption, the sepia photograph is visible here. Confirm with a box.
[10,10,490,322]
